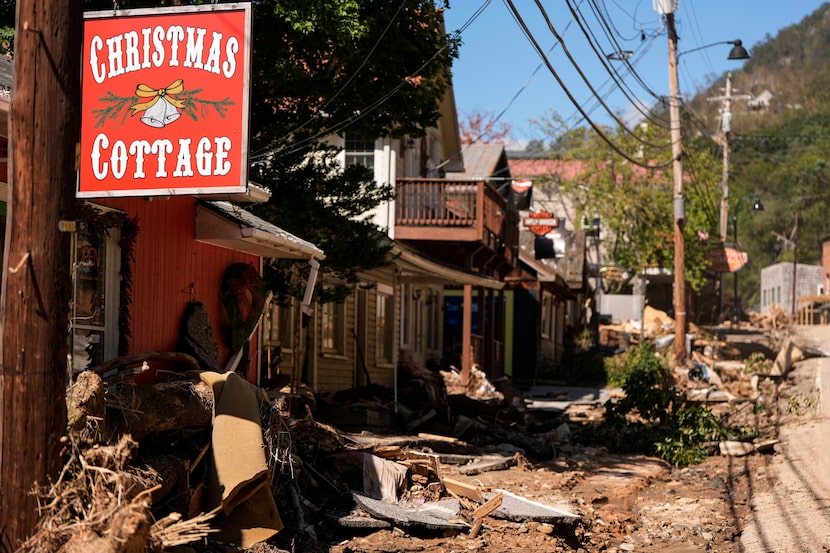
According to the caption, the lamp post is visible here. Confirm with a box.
[731,196,764,324]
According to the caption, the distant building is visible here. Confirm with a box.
[759,262,823,315]
[748,90,774,110]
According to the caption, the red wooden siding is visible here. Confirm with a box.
[95,196,260,374]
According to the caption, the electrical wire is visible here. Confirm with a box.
[525,0,670,154]
[291,0,410,136]
[565,0,669,129]
[503,0,671,169]
[586,0,667,108]
[251,0,493,162]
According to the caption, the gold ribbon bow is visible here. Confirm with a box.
[129,79,187,115]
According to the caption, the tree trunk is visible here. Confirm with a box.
[0,0,82,548]
[106,380,215,440]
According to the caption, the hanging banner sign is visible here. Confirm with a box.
[523,211,561,236]
[706,246,748,273]
[78,4,251,197]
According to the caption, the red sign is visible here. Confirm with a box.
[706,246,748,273]
[79,5,251,197]
[523,211,560,236]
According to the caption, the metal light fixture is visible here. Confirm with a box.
[678,39,751,60]
[752,197,764,211]
[731,196,764,325]
[727,40,750,60]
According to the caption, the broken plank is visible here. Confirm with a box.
[471,493,503,519]
[468,517,484,538]
[442,477,485,503]
[458,455,516,476]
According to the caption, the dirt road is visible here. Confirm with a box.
[741,325,830,552]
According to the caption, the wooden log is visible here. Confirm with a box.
[107,380,214,439]
[91,351,200,376]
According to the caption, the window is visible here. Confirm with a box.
[414,290,424,354]
[265,301,295,351]
[345,135,375,169]
[401,283,413,348]
[376,288,394,364]
[71,225,120,373]
[321,301,346,355]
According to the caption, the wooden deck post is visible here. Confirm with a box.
[461,283,472,383]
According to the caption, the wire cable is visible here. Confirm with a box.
[503,0,671,169]
[527,0,669,153]
[566,0,669,129]
[253,0,493,162]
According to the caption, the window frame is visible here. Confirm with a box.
[376,285,395,366]
[321,300,347,357]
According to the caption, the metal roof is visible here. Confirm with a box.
[196,200,325,260]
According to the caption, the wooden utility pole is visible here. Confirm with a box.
[665,11,687,365]
[0,0,82,548]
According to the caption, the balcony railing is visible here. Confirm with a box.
[395,178,518,256]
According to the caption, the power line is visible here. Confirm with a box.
[566,0,669,129]
[503,0,671,169]
[252,0,493,162]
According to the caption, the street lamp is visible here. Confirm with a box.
[656,0,750,364]
[678,40,750,61]
[731,196,764,324]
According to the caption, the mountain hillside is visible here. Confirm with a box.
[682,4,830,308]
[688,3,830,133]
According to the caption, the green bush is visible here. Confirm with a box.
[574,341,733,467]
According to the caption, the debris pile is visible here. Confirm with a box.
[22,349,581,552]
[20,308,826,552]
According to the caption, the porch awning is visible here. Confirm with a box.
[391,242,504,290]
[196,200,325,260]
[518,250,575,299]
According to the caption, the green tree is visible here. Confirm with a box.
[247,0,459,301]
[531,111,718,294]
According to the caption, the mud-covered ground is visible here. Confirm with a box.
[319,329,820,553]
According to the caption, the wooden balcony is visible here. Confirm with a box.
[394,178,519,268]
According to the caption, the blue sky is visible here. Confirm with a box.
[444,1,829,148]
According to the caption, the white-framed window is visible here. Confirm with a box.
[71,218,121,373]
[321,301,346,356]
[413,289,424,354]
[345,135,375,169]
[376,285,394,365]
[401,283,413,348]
[264,300,295,352]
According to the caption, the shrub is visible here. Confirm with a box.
[574,340,733,467]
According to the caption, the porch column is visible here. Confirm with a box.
[461,283,473,383]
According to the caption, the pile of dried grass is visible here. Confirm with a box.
[18,434,217,553]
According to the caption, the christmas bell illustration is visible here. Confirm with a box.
[130,79,187,128]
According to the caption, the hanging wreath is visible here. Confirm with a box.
[78,202,139,357]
